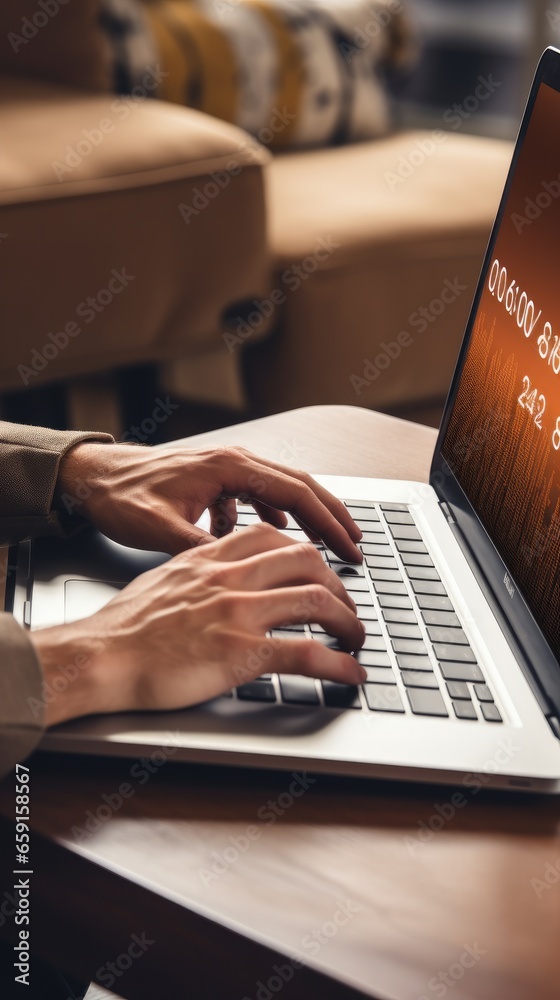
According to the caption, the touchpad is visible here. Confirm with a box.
[64,579,123,623]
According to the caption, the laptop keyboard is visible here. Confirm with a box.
[232,502,503,724]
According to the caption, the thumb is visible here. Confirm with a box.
[158,516,214,555]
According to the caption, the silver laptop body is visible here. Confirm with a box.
[11,50,560,793]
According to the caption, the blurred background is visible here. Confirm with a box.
[1,0,560,445]
[391,0,554,139]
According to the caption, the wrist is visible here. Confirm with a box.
[32,624,114,727]
[55,441,110,522]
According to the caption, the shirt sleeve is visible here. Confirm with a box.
[0,421,114,545]
[0,613,45,778]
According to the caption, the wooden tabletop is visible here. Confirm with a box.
[1,405,559,1000]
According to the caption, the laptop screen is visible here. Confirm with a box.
[442,81,560,662]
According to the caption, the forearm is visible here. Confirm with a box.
[0,421,113,544]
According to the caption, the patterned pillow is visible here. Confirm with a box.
[100,0,414,148]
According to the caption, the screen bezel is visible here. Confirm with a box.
[431,47,560,717]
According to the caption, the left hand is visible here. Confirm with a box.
[55,443,363,561]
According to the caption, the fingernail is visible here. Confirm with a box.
[355,665,368,683]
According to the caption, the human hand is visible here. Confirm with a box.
[32,524,366,726]
[56,442,362,560]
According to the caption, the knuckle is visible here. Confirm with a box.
[305,583,331,608]
[213,592,242,621]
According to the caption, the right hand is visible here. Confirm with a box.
[33,523,367,726]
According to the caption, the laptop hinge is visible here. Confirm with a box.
[548,716,560,741]
[439,502,456,525]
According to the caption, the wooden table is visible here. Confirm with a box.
[1,406,559,1000]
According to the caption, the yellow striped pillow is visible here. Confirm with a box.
[105,0,413,148]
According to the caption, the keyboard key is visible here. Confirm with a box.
[279,677,320,705]
[387,622,423,640]
[271,628,305,639]
[346,500,377,509]
[331,563,365,579]
[446,681,470,700]
[401,671,439,689]
[394,539,429,554]
[380,503,409,512]
[381,609,418,624]
[481,703,503,723]
[389,525,422,541]
[363,621,383,636]
[361,636,388,652]
[355,521,385,533]
[358,647,391,665]
[400,553,434,568]
[372,581,409,596]
[440,662,485,683]
[357,651,391,668]
[411,581,447,597]
[392,639,428,656]
[352,592,375,607]
[396,654,434,672]
[365,555,399,571]
[434,644,477,664]
[368,570,403,586]
[343,578,371,592]
[364,684,405,713]
[363,666,396,683]
[422,610,461,628]
[360,543,391,558]
[406,567,441,581]
[379,594,413,610]
[407,688,448,717]
[453,701,478,721]
[312,633,344,649]
[322,683,362,709]
[361,542,391,557]
[237,682,277,702]
[359,606,379,621]
[427,626,469,645]
[361,530,388,543]
[416,594,454,611]
[383,511,415,525]
[475,684,494,703]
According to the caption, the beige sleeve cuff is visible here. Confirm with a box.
[0,613,44,779]
[0,421,114,545]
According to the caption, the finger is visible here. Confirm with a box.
[248,457,363,544]
[233,461,363,564]
[190,522,299,563]
[224,544,356,612]
[209,499,238,537]
[268,638,367,686]
[251,500,288,529]
[249,586,365,652]
[137,515,214,555]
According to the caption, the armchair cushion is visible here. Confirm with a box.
[0,76,271,406]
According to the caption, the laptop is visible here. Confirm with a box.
[12,48,560,792]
